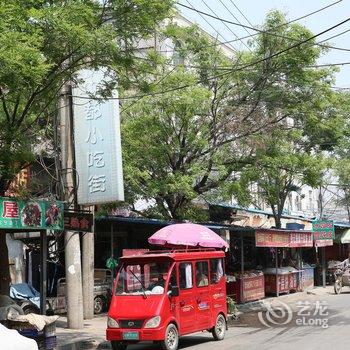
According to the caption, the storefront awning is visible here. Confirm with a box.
[340,229,350,244]
[255,229,313,248]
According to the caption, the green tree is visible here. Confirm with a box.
[121,18,302,221]
[229,11,347,228]
[122,11,347,222]
[240,130,325,228]
[0,0,174,294]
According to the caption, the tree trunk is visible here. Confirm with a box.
[274,216,282,229]
[0,231,11,295]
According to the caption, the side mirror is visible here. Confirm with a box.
[168,285,179,297]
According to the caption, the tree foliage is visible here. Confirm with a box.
[122,11,347,223]
[229,11,347,227]
[0,0,174,294]
[0,0,174,194]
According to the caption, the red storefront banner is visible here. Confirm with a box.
[255,229,313,248]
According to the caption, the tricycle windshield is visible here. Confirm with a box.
[115,259,171,296]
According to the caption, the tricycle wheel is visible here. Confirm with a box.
[334,280,342,294]
[161,323,179,350]
[111,341,128,350]
[212,314,226,341]
[94,296,105,314]
[22,304,40,315]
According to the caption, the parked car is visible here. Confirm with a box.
[49,268,112,314]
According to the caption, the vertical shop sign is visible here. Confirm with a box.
[72,69,124,205]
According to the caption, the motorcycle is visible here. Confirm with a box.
[334,266,350,294]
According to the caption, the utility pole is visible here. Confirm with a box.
[82,210,94,319]
[318,185,326,288]
[59,85,84,329]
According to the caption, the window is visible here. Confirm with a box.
[179,262,193,289]
[295,195,302,211]
[172,41,185,66]
[168,267,177,292]
[195,261,209,287]
[115,260,170,295]
[210,259,224,284]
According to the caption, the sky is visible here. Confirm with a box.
[177,0,350,87]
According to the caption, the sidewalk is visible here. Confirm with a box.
[231,285,335,327]
[56,286,335,349]
[235,285,334,314]
[56,315,110,349]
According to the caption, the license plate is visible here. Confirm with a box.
[123,331,139,340]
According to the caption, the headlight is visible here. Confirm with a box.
[107,316,120,328]
[144,316,161,328]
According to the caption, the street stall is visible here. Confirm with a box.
[0,197,64,349]
[226,228,265,303]
[312,220,335,287]
[255,228,314,296]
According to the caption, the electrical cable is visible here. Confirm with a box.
[71,16,350,101]
[227,0,255,27]
[184,0,237,52]
[138,1,348,55]
[199,0,251,51]
[130,48,350,71]
[218,0,253,37]
[177,1,350,53]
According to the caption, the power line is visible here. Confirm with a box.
[177,1,350,53]
[137,1,348,55]
[318,28,350,44]
[71,16,350,101]
[312,61,350,68]
[227,0,255,27]
[184,0,238,52]
[131,28,350,71]
[200,0,251,51]
[218,0,253,37]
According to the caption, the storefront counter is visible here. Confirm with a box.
[226,271,265,303]
[264,268,303,295]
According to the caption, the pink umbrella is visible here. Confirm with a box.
[148,223,229,249]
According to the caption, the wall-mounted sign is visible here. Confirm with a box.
[72,68,124,205]
[64,211,93,232]
[255,229,313,248]
[312,220,335,240]
[0,197,64,230]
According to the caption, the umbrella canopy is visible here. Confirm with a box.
[148,223,229,249]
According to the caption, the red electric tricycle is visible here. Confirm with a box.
[106,249,227,350]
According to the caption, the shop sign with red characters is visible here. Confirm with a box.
[64,211,93,232]
[255,229,313,248]
[312,220,335,240]
[0,197,64,230]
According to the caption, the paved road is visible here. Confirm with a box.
[58,288,350,350]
